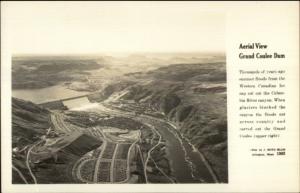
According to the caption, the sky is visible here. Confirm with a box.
[3,2,225,54]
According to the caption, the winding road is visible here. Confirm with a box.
[96,102,218,183]
[26,140,44,184]
[143,123,162,183]
[24,93,218,184]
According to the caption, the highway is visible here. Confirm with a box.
[110,143,119,182]
[118,131,140,183]
[45,94,217,183]
[26,140,44,184]
[98,102,218,183]
[22,103,142,184]
[93,141,107,182]
[51,113,82,133]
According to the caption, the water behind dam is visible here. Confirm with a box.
[13,83,216,183]
[12,85,90,104]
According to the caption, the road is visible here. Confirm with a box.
[42,95,217,183]
[143,123,162,183]
[12,164,28,184]
[93,141,107,182]
[51,113,81,133]
[98,102,218,183]
[110,143,119,182]
[21,105,140,184]
[118,131,140,183]
[26,140,44,184]
[74,141,138,183]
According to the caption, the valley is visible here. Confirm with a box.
[12,54,227,184]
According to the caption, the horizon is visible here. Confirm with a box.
[12,51,226,58]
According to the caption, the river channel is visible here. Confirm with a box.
[136,116,215,183]
[85,103,216,183]
[13,85,216,183]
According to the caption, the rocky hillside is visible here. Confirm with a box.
[12,98,50,148]
[106,62,228,182]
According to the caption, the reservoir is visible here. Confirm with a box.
[12,84,90,104]
[13,82,218,183]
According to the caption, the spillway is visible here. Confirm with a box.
[63,97,96,110]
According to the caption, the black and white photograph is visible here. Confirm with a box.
[10,2,227,184]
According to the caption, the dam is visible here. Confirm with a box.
[38,91,104,110]
[39,95,91,110]
[63,97,99,110]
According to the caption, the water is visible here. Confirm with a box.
[178,131,216,183]
[136,116,215,183]
[12,85,90,104]
[84,104,215,183]
[159,125,198,183]
[12,81,215,183]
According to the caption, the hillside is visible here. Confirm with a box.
[12,98,103,184]
[101,62,228,182]
[12,98,51,148]
[12,57,104,89]
[11,58,228,183]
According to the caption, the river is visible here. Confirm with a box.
[82,103,216,183]
[13,83,216,183]
[136,116,215,183]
